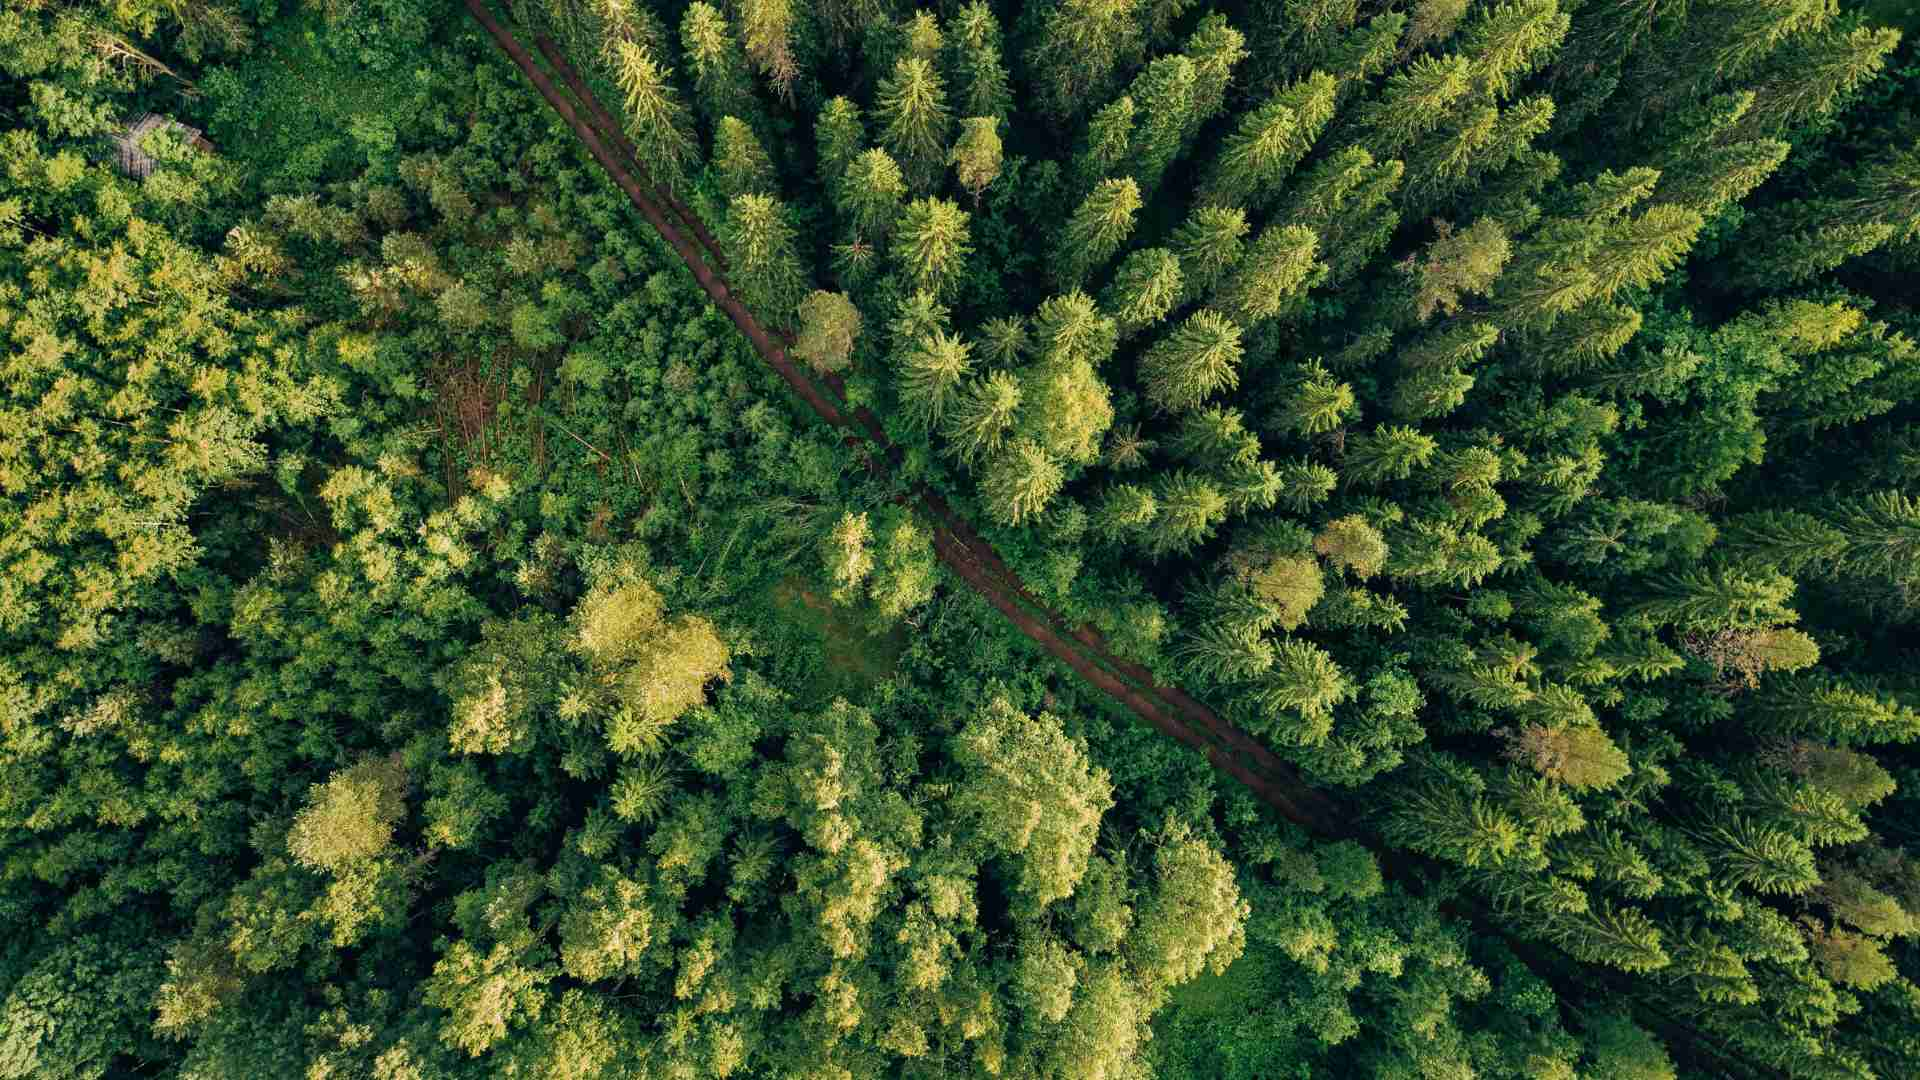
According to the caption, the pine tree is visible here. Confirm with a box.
[608,39,699,191]
[713,115,775,199]
[815,97,865,193]
[1179,13,1251,128]
[721,194,810,327]
[1140,309,1245,413]
[876,56,953,191]
[1458,0,1569,100]
[943,370,1022,464]
[950,117,1003,201]
[1075,95,1136,188]
[1355,54,1471,160]
[837,147,906,239]
[1053,177,1141,288]
[680,3,758,127]
[981,438,1065,525]
[1101,247,1184,338]
[1199,73,1338,209]
[898,329,973,430]
[947,1,1013,120]
[792,290,861,375]
[1122,55,1198,193]
[1148,472,1229,555]
[1343,425,1438,486]
[891,197,971,300]
[1171,205,1249,302]
[1212,223,1321,328]
[1027,0,1147,121]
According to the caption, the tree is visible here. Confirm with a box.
[1212,223,1320,327]
[1199,72,1337,207]
[608,38,699,191]
[680,3,757,126]
[1053,176,1141,287]
[713,115,775,198]
[980,438,1065,525]
[1148,472,1230,556]
[1150,214,1238,312]
[837,147,906,238]
[897,329,973,429]
[947,1,1012,119]
[1140,309,1245,412]
[875,56,951,191]
[1102,246,1184,337]
[1027,0,1147,121]
[890,196,972,299]
[721,193,810,327]
[792,290,861,374]
[949,116,1003,200]
[815,96,865,192]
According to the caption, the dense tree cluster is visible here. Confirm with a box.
[4,0,1920,1078]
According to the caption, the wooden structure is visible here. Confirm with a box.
[111,113,213,178]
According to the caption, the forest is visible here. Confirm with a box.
[2,0,1920,1076]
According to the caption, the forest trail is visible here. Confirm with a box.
[457,0,1352,838]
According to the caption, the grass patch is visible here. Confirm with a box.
[766,575,908,704]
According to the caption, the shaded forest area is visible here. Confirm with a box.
[3,1,1920,1079]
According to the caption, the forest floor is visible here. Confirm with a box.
[767,575,908,703]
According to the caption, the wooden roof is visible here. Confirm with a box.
[112,113,210,178]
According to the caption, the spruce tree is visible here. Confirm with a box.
[949,117,1003,201]
[680,3,758,128]
[981,438,1065,525]
[947,1,1013,120]
[943,370,1023,464]
[1170,205,1249,302]
[837,147,906,239]
[1102,247,1184,338]
[1212,223,1321,328]
[721,193,810,327]
[608,39,699,191]
[876,56,953,191]
[1052,177,1141,288]
[897,329,973,429]
[815,96,865,193]
[1140,309,1245,413]
[1198,73,1337,208]
[891,197,971,300]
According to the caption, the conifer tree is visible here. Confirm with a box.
[608,39,699,191]
[1053,177,1141,288]
[1179,13,1250,128]
[949,117,1003,201]
[837,148,906,239]
[1027,0,1147,121]
[981,438,1065,525]
[1458,0,1569,100]
[876,56,953,191]
[1355,54,1471,160]
[947,1,1013,120]
[1410,218,1511,322]
[1075,95,1137,188]
[792,290,861,375]
[1198,72,1337,208]
[1122,55,1198,193]
[1140,309,1245,413]
[721,194,810,327]
[891,197,971,300]
[1343,425,1438,486]
[1102,247,1184,337]
[1171,205,1249,302]
[680,3,757,127]
[1093,483,1159,540]
[815,97,864,193]
[737,0,799,98]
[713,115,775,199]
[898,329,973,430]
[1213,223,1321,328]
[1148,472,1230,556]
[943,370,1023,464]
